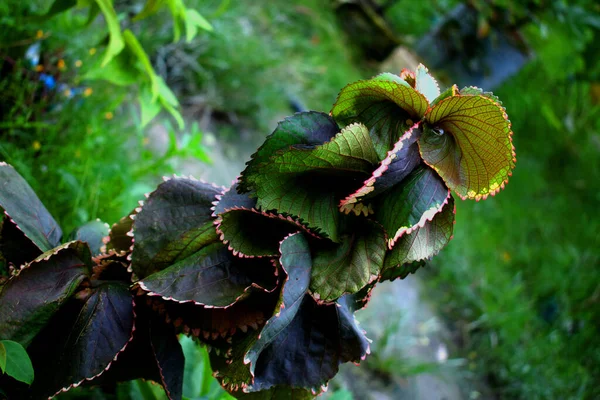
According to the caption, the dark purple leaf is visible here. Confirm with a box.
[139,242,278,307]
[0,163,62,252]
[105,211,136,255]
[131,176,222,279]
[340,123,422,216]
[28,282,135,399]
[0,242,89,347]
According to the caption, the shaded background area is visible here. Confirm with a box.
[1,0,599,399]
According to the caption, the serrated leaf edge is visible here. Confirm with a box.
[339,122,421,215]
[49,296,137,399]
[423,94,516,201]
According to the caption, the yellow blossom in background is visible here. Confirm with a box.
[57,59,66,70]
[502,251,511,263]
[84,88,93,97]
[32,141,41,151]
[35,65,43,72]
[75,60,82,68]
[36,30,44,39]
[105,112,114,120]
[89,48,97,55]
[63,89,72,97]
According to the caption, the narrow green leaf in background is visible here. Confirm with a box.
[94,0,125,67]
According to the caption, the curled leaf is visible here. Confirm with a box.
[239,111,340,193]
[420,94,516,200]
[248,123,378,242]
[382,195,455,281]
[340,123,422,215]
[331,74,429,158]
[373,165,451,249]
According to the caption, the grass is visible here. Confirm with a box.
[423,50,600,399]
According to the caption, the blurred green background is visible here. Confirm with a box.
[1,0,599,399]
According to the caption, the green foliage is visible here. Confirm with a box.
[0,340,34,385]
[0,65,514,399]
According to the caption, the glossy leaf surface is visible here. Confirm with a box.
[374,165,450,248]
[132,177,222,279]
[0,163,62,252]
[139,242,277,307]
[0,244,89,347]
[28,282,135,398]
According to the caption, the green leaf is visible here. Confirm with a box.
[373,165,451,248]
[214,183,317,257]
[70,219,109,256]
[251,123,378,242]
[381,195,456,280]
[138,242,277,307]
[0,163,62,252]
[331,74,429,159]
[0,342,5,374]
[310,221,386,302]
[184,9,213,43]
[430,84,458,107]
[415,64,440,104]
[139,83,162,127]
[0,340,34,385]
[94,0,125,67]
[27,282,135,398]
[123,29,158,96]
[131,177,222,279]
[239,111,340,193]
[83,50,139,86]
[421,94,516,200]
[340,123,421,216]
[0,243,89,347]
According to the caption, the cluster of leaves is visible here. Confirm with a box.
[39,0,213,129]
[0,65,515,399]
